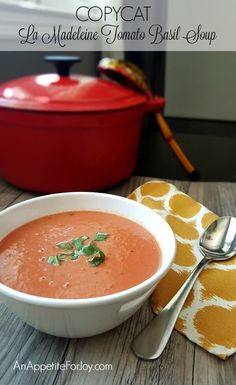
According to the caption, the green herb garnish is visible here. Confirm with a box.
[71,250,81,261]
[58,254,67,262]
[58,250,73,255]
[48,256,60,266]
[93,232,109,241]
[57,241,74,250]
[82,242,98,256]
[89,250,105,267]
[47,232,109,268]
[47,254,67,266]
[72,238,83,251]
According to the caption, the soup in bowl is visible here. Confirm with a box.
[0,193,176,337]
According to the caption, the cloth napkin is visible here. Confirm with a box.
[128,180,236,360]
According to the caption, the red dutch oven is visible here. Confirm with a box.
[0,56,165,193]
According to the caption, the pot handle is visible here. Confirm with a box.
[44,55,81,77]
[145,96,165,113]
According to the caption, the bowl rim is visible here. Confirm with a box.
[0,192,176,308]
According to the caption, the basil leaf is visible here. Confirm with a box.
[72,238,83,250]
[47,256,60,266]
[89,250,105,267]
[57,254,67,262]
[82,243,98,256]
[57,241,74,250]
[71,250,80,261]
[97,250,105,261]
[91,259,103,267]
[58,250,73,255]
[93,232,109,241]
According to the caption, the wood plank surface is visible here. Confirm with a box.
[0,176,235,385]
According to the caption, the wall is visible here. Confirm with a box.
[0,0,80,13]
[165,52,236,121]
[154,52,236,181]
[39,0,81,13]
[0,52,98,83]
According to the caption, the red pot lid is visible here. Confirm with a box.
[0,56,147,113]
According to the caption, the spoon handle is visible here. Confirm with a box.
[132,257,210,360]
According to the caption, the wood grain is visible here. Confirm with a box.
[0,177,235,385]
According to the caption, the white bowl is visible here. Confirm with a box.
[0,192,176,338]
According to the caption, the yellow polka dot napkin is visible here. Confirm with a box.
[129,180,236,360]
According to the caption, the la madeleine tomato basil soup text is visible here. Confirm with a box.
[0,211,161,299]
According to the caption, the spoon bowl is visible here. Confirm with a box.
[200,216,236,259]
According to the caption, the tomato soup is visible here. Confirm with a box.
[0,211,161,299]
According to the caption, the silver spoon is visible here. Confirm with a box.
[132,216,236,360]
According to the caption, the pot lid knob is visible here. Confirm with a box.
[44,55,81,77]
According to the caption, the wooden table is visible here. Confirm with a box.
[0,176,235,385]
